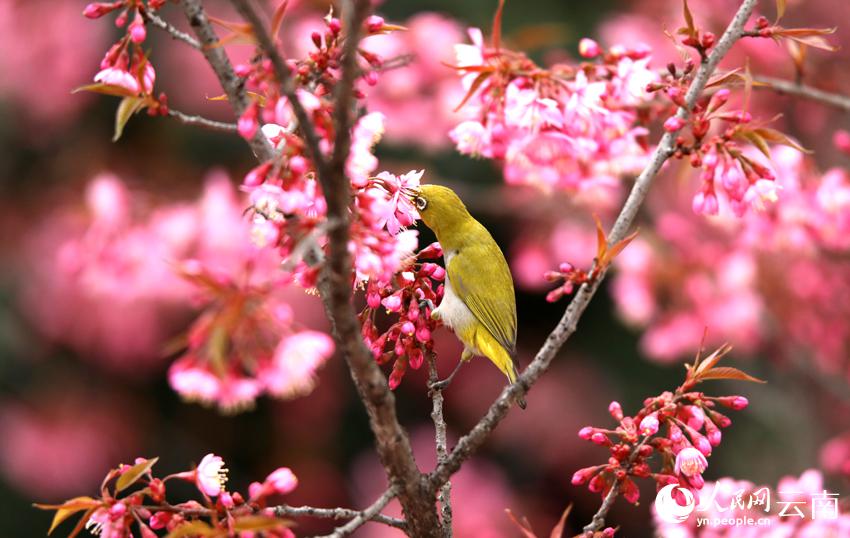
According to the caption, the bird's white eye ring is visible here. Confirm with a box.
[414,196,428,211]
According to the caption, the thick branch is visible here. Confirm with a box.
[230,0,440,535]
[753,75,850,113]
[310,487,401,538]
[427,0,760,493]
[167,109,238,133]
[179,0,273,161]
[141,6,201,49]
[429,357,452,536]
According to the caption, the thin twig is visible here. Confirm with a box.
[179,0,274,161]
[273,499,405,531]
[429,355,453,537]
[167,109,238,132]
[427,0,760,496]
[141,6,201,49]
[581,437,648,534]
[309,487,401,538]
[753,75,850,113]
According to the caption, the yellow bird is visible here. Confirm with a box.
[410,184,525,408]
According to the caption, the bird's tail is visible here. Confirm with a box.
[474,329,527,410]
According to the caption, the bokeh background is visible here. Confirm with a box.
[1,0,849,536]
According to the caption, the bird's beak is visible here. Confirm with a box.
[402,187,419,201]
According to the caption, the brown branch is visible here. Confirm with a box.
[229,0,327,171]
[167,108,238,133]
[179,0,274,161]
[141,6,201,49]
[272,493,405,532]
[753,75,850,113]
[427,0,760,495]
[428,356,452,536]
[228,0,441,535]
[309,487,400,538]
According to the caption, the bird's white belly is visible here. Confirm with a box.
[433,254,477,333]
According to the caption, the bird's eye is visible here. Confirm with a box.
[414,196,428,211]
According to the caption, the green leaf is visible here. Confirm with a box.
[113,96,146,142]
[165,521,219,538]
[115,457,159,493]
[232,516,293,531]
[697,366,766,384]
[34,497,99,535]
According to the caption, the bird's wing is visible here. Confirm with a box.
[447,240,517,354]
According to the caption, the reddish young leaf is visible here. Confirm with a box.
[492,0,506,51]
[116,457,159,492]
[34,497,100,535]
[694,343,733,375]
[505,509,538,538]
[548,504,572,538]
[453,71,492,112]
[697,366,766,384]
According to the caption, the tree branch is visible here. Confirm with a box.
[167,108,238,133]
[229,0,327,170]
[429,356,452,536]
[427,0,760,494]
[141,6,201,49]
[271,495,405,532]
[179,0,274,161]
[309,487,401,538]
[753,75,850,113]
[229,0,441,535]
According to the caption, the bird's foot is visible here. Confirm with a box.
[427,361,464,396]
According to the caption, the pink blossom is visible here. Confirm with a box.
[368,170,422,234]
[578,38,601,58]
[347,112,385,188]
[196,453,228,497]
[94,66,140,94]
[674,447,708,477]
[260,331,335,398]
[265,467,298,495]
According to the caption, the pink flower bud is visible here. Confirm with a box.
[588,474,606,493]
[578,38,601,58]
[602,528,616,538]
[571,466,599,485]
[716,395,748,410]
[366,15,385,33]
[367,292,381,309]
[622,478,640,504]
[83,2,121,19]
[289,155,308,175]
[328,18,342,34]
[238,106,259,140]
[591,432,610,446]
[415,326,431,343]
[833,130,850,154]
[129,12,147,43]
[639,413,660,436]
[674,447,708,477]
[409,348,424,369]
[608,401,624,421]
[381,294,402,312]
[149,511,171,530]
[109,502,127,518]
[265,467,298,495]
[244,162,271,187]
[401,321,416,335]
[668,423,683,442]
[220,492,235,508]
[663,116,686,132]
[578,426,594,440]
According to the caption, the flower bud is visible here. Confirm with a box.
[578,426,595,440]
[129,12,147,43]
[366,15,385,33]
[591,432,611,446]
[83,2,121,19]
[663,116,686,132]
[578,38,601,58]
[608,401,624,421]
[639,413,660,436]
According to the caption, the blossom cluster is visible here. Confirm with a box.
[360,242,445,389]
[37,454,297,538]
[572,344,761,504]
[80,0,168,133]
[449,29,656,197]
